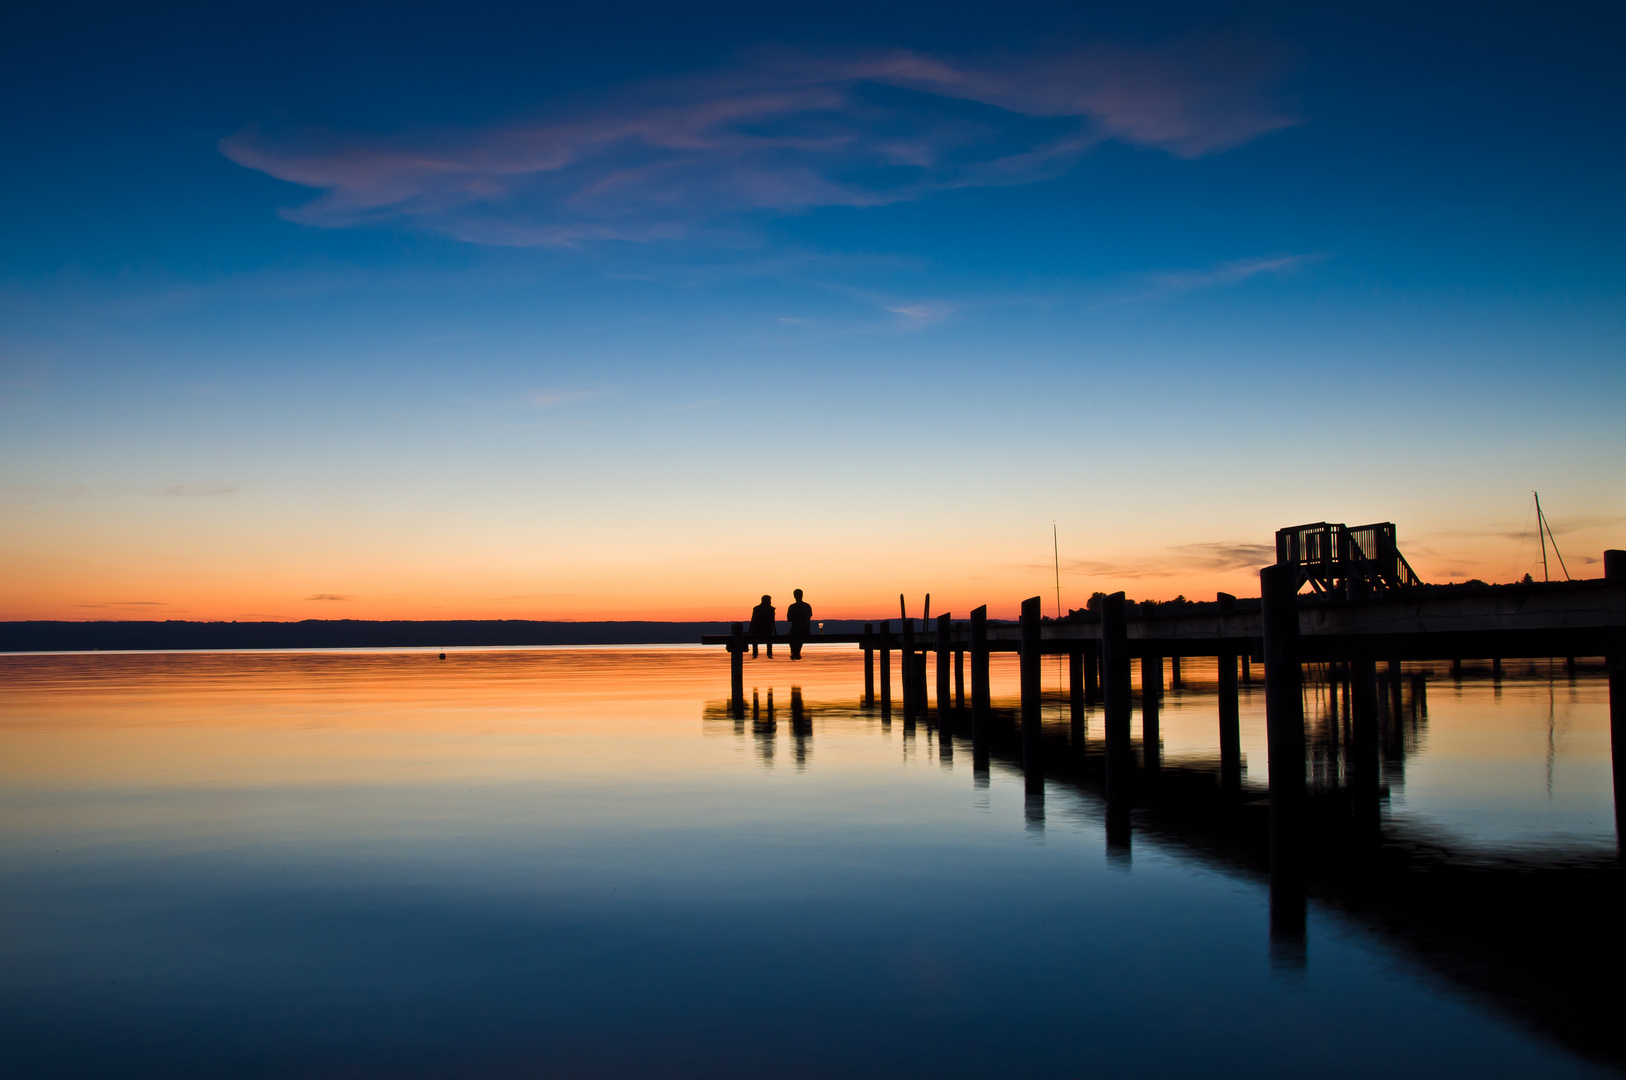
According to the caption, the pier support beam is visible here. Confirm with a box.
[1141,655,1162,774]
[1261,564,1306,874]
[1171,655,1183,689]
[863,624,875,706]
[902,619,917,722]
[1084,642,1100,704]
[730,622,745,717]
[904,621,917,722]
[955,641,965,710]
[1021,596,1042,771]
[970,606,990,737]
[1069,648,1084,728]
[1102,592,1132,816]
[1219,650,1240,792]
[879,621,892,717]
[937,613,952,714]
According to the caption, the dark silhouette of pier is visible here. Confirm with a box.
[707,525,1626,1064]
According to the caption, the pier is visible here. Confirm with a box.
[705,526,1626,850]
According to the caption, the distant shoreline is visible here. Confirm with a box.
[0,619,891,653]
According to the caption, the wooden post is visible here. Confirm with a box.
[879,620,892,715]
[1451,657,1462,681]
[1084,641,1100,703]
[1141,655,1162,774]
[1069,648,1084,726]
[1218,650,1240,792]
[1605,549,1625,852]
[1170,655,1182,689]
[936,613,952,714]
[916,633,929,710]
[901,618,916,720]
[1242,653,1252,685]
[1260,564,1306,873]
[955,637,966,709]
[1492,656,1503,682]
[1020,596,1042,770]
[863,623,875,706]
[1101,592,1132,806]
[730,622,745,717]
[970,606,990,736]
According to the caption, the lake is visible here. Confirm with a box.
[1,646,1619,1078]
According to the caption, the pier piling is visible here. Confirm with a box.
[937,613,951,714]
[971,606,990,737]
[879,621,892,716]
[1606,550,1625,850]
[730,622,745,716]
[902,619,916,722]
[955,638,965,709]
[1020,597,1042,769]
[1101,592,1132,806]
[863,624,874,706]
[1219,650,1240,791]
[1261,564,1306,873]
[1142,655,1163,774]
[1069,649,1084,727]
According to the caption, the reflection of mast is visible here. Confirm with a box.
[1533,491,1571,582]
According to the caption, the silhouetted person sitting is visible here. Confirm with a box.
[749,594,776,658]
[787,588,812,660]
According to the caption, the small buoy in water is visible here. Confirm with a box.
[439,652,446,660]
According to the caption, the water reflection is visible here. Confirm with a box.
[702,652,1622,1069]
[1,648,1620,1078]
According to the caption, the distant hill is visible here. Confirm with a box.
[0,619,890,652]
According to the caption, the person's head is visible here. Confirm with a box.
[793,589,803,601]
[761,594,771,604]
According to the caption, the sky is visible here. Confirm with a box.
[1,0,1623,622]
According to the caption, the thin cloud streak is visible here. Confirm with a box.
[222,39,1298,247]
[1114,253,1317,303]
[1038,539,1277,582]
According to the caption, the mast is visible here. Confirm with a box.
[1053,522,1062,620]
[1535,491,1550,582]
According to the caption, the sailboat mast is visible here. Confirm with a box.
[1053,523,1062,620]
[1534,491,1550,582]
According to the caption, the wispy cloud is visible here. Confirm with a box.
[1116,253,1316,303]
[1038,539,1276,581]
[160,483,237,497]
[73,601,169,608]
[886,300,958,326]
[222,38,1297,247]
[305,593,352,601]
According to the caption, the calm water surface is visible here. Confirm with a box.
[0,647,1618,1077]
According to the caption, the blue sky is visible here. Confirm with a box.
[2,1,1623,620]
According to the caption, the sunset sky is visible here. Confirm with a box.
[2,1,1623,622]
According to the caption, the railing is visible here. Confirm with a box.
[1277,521,1423,593]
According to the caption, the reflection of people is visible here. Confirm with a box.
[750,594,776,658]
[787,588,812,660]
